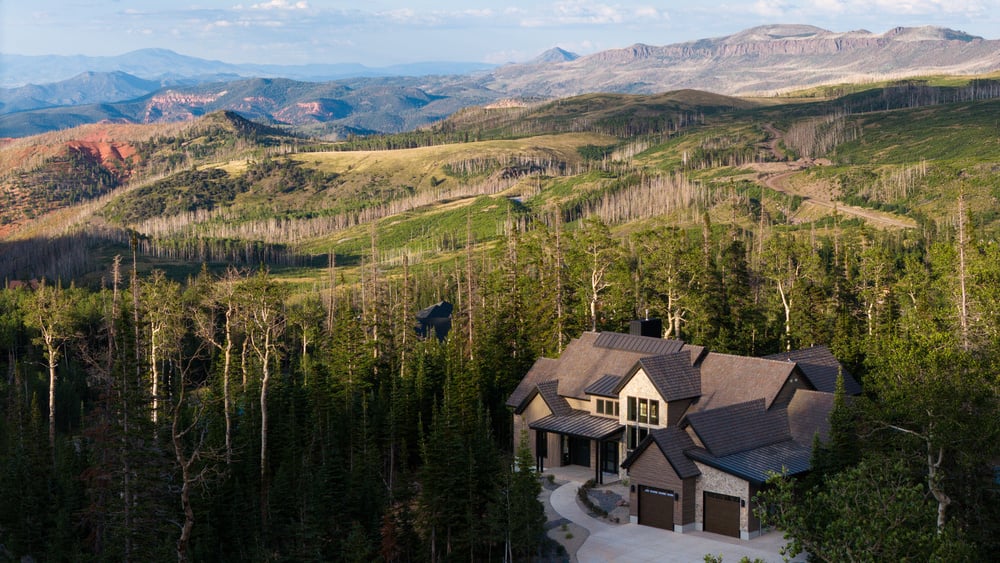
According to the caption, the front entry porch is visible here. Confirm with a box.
[541,462,621,485]
[528,411,624,484]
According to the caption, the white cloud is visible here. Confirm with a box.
[249,0,309,11]
[521,1,668,27]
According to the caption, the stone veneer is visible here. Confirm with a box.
[693,461,752,539]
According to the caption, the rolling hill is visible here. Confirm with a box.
[3,79,998,285]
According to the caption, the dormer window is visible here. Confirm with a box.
[595,398,619,417]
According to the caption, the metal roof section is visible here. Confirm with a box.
[584,374,623,397]
[594,331,686,355]
[687,440,812,485]
[529,413,624,440]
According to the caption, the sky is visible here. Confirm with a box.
[2,0,998,67]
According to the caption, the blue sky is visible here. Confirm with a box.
[2,1,998,66]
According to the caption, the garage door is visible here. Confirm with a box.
[638,486,674,531]
[704,492,740,538]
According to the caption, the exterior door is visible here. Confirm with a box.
[638,486,674,530]
[569,436,590,467]
[704,491,741,538]
[601,440,618,474]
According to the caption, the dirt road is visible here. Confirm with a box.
[751,124,914,229]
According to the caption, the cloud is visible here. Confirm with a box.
[248,0,309,11]
[750,0,797,17]
[521,1,667,27]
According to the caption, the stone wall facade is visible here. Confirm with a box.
[694,462,751,537]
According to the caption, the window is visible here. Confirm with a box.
[627,426,649,450]
[650,400,659,425]
[596,399,605,414]
[639,398,648,424]
[627,397,637,421]
[614,401,620,416]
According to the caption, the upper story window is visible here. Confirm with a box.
[595,398,619,417]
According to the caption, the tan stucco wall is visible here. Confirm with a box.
[617,368,667,428]
[515,394,556,464]
[694,461,751,533]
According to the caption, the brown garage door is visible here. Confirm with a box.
[638,486,674,531]
[704,491,740,538]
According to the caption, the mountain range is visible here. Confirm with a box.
[2,25,998,138]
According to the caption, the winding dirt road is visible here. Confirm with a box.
[752,124,914,229]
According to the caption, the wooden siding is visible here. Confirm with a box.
[626,442,695,525]
[517,393,559,467]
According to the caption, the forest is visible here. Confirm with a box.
[1,81,999,561]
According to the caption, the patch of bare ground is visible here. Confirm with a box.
[745,125,915,229]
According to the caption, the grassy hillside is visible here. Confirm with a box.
[4,81,1000,284]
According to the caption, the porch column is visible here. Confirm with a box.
[595,439,602,484]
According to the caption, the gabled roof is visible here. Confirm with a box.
[535,380,574,416]
[584,374,622,398]
[786,388,839,446]
[764,345,862,395]
[685,399,790,457]
[529,413,624,440]
[621,426,700,479]
[694,353,796,412]
[686,440,812,485]
[510,332,693,402]
[512,380,574,416]
[506,357,558,408]
[614,351,701,402]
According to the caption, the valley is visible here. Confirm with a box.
[1,22,999,562]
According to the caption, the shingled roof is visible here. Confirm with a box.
[506,357,558,408]
[615,351,701,401]
[621,426,700,479]
[685,399,790,457]
[764,345,862,395]
[694,353,796,412]
[535,380,574,416]
[785,388,839,445]
[510,332,694,402]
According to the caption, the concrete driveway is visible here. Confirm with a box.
[549,481,804,563]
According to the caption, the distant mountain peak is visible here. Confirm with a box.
[531,47,579,64]
[884,26,980,42]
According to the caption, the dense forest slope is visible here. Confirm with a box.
[0,77,998,562]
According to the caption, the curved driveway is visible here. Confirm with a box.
[549,481,803,563]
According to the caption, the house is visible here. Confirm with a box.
[506,328,860,540]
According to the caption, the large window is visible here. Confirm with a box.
[627,426,649,449]
[625,396,660,452]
